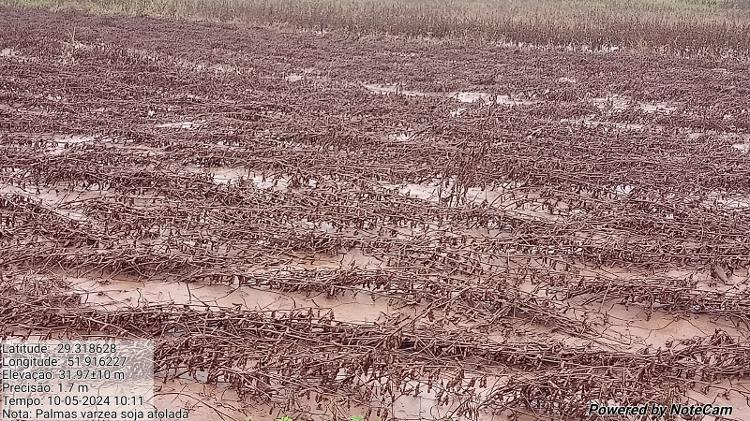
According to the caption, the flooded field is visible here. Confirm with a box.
[2,7,750,421]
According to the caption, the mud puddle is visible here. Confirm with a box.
[591,94,679,114]
[155,121,202,130]
[48,134,97,155]
[363,83,535,106]
[378,179,570,222]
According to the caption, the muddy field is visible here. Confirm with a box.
[2,7,750,421]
